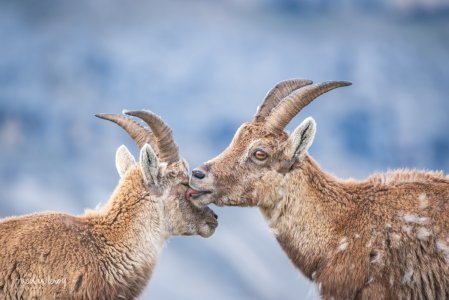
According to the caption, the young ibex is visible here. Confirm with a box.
[188,79,449,299]
[0,110,218,299]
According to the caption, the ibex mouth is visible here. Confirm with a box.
[185,188,212,200]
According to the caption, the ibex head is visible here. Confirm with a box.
[188,80,351,207]
[97,110,218,237]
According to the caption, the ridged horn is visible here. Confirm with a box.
[265,81,352,132]
[125,110,180,163]
[253,79,313,123]
[95,113,158,152]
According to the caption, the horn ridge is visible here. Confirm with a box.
[253,79,313,123]
[125,110,180,163]
[95,113,158,152]
[265,81,352,132]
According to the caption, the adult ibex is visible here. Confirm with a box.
[188,79,449,299]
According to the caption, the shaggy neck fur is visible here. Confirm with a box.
[258,155,348,277]
[258,154,449,299]
[86,165,168,296]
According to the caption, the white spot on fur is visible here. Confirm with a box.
[311,271,317,280]
[402,225,413,235]
[401,213,429,225]
[355,234,360,239]
[417,227,432,240]
[367,276,374,284]
[391,233,401,247]
[436,239,449,252]
[337,237,349,252]
[385,223,392,228]
[436,239,449,263]
[402,266,414,285]
[418,193,428,209]
[389,274,394,287]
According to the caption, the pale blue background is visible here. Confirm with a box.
[1,0,449,299]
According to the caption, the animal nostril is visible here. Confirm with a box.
[192,169,206,179]
[213,213,218,219]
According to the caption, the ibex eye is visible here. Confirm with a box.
[253,150,268,161]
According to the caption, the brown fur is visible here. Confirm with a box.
[0,152,217,299]
[190,118,449,298]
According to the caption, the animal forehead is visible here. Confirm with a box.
[230,123,287,149]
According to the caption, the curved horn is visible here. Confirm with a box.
[253,79,313,123]
[95,113,158,152]
[265,81,352,132]
[125,110,180,163]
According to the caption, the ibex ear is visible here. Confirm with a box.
[140,144,160,186]
[116,145,136,178]
[288,117,316,160]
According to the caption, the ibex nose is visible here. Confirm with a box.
[192,169,206,179]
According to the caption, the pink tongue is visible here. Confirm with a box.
[185,188,200,199]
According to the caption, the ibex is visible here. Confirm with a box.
[0,110,218,299]
[188,79,449,299]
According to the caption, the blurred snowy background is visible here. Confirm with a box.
[1,0,449,299]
